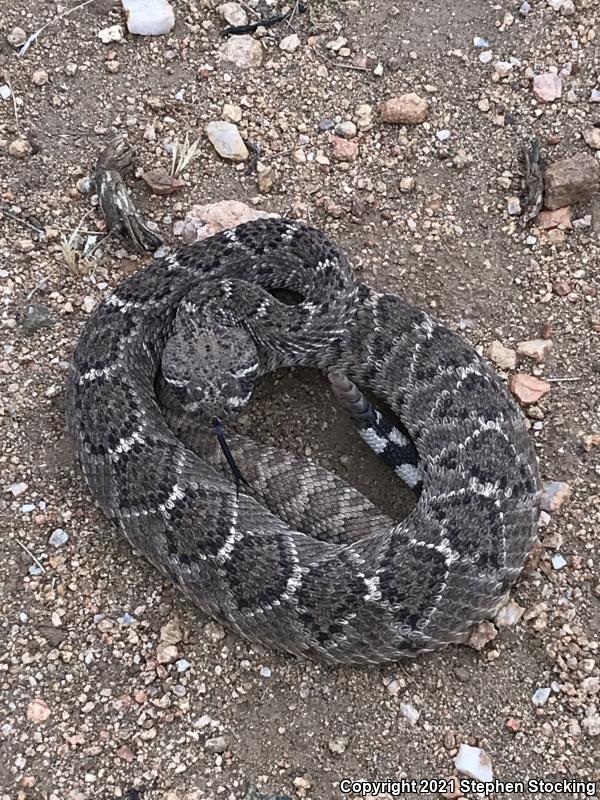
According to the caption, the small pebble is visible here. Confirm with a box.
[8,482,28,497]
[583,434,600,451]
[516,339,553,362]
[218,1,247,26]
[77,176,94,194]
[122,0,175,34]
[532,687,551,706]
[533,73,562,103]
[455,743,494,782]
[204,735,230,753]
[334,120,357,139]
[332,137,358,162]
[48,528,69,548]
[219,35,263,68]
[552,554,568,570]
[583,127,600,150]
[222,103,242,123]
[328,737,348,754]
[510,374,551,405]
[156,643,178,664]
[206,121,249,162]
[9,137,33,160]
[399,702,420,726]
[547,0,575,13]
[161,619,183,644]
[355,103,374,131]
[204,621,226,642]
[31,69,49,86]
[495,599,525,627]
[279,33,300,53]
[488,341,516,370]
[541,481,572,512]
[97,25,124,44]
[142,167,185,196]
[468,621,497,650]
[26,698,51,724]
[537,206,572,230]
[380,94,428,125]
[8,27,26,47]
[507,196,522,215]
[544,153,600,210]
[583,714,600,736]
[20,304,56,335]
[495,61,512,78]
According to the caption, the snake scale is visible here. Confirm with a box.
[66,218,541,664]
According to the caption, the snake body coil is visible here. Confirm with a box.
[66,219,540,664]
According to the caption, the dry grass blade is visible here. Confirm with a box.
[60,209,93,272]
[170,134,201,177]
[19,0,97,58]
[60,234,80,272]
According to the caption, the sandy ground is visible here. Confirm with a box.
[1,1,599,799]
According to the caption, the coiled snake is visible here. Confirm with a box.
[66,218,540,664]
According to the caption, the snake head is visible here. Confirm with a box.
[160,318,259,426]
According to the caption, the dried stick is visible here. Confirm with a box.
[521,139,544,225]
[16,539,47,574]
[5,76,20,133]
[95,137,162,252]
[311,45,369,72]
[221,2,306,35]
[0,206,45,235]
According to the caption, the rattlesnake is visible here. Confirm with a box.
[66,218,540,664]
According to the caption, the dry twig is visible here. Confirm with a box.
[95,137,162,252]
[25,270,57,302]
[5,76,20,133]
[311,45,369,72]
[0,206,44,235]
[521,139,544,225]
[16,539,46,574]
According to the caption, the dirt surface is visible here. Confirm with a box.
[1,1,599,799]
